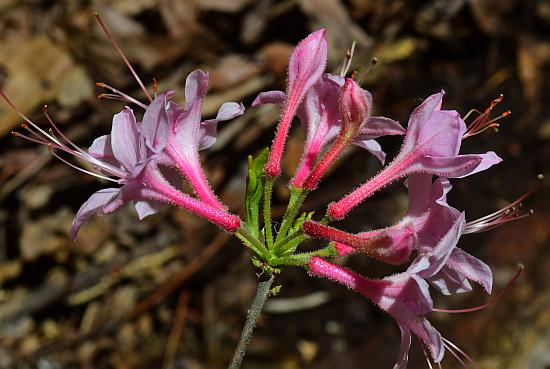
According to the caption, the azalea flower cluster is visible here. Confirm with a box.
[4,19,530,369]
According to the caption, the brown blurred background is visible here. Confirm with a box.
[0,1,549,368]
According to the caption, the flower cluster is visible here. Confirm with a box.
[4,19,531,369]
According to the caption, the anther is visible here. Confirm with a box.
[21,123,28,129]
[153,78,158,94]
[96,82,106,88]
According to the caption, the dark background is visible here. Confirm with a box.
[0,1,549,368]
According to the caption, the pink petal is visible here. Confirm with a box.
[71,188,120,240]
[446,248,493,294]
[406,154,483,178]
[416,213,466,277]
[141,91,174,153]
[402,91,445,149]
[454,151,503,178]
[352,139,386,164]
[404,174,434,217]
[357,116,406,140]
[134,199,161,219]
[184,69,209,111]
[287,29,328,101]
[429,266,473,295]
[251,90,285,107]
[89,134,114,159]
[199,102,245,150]
[111,108,144,172]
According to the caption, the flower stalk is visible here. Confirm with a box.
[228,274,275,369]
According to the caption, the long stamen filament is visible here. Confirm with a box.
[94,13,153,103]
[433,263,524,314]
[48,146,119,183]
[443,341,471,369]
[443,338,480,369]
[96,82,148,109]
[464,192,532,234]
[340,41,357,78]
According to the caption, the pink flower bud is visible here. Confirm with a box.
[265,29,328,177]
[339,78,372,136]
[302,78,372,190]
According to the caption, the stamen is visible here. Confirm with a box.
[49,147,119,183]
[340,41,357,78]
[11,131,51,146]
[42,105,122,174]
[463,94,510,139]
[443,341,471,369]
[355,57,378,85]
[96,82,148,109]
[152,78,158,95]
[433,264,524,314]
[21,123,49,142]
[464,191,532,234]
[94,13,153,103]
[43,105,87,156]
[0,89,63,147]
[443,338,481,369]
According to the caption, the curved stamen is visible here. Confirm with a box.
[463,94,511,139]
[443,338,480,369]
[1,89,63,147]
[433,264,524,314]
[443,341,471,369]
[340,41,357,78]
[96,82,148,109]
[464,192,533,234]
[94,13,153,103]
[42,106,126,178]
[48,146,119,183]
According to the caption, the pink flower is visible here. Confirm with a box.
[254,74,404,187]
[3,85,241,239]
[328,91,502,220]
[162,70,245,209]
[5,17,243,239]
[309,257,444,368]
[264,29,328,178]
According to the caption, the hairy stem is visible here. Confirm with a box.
[263,177,275,250]
[228,274,275,369]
